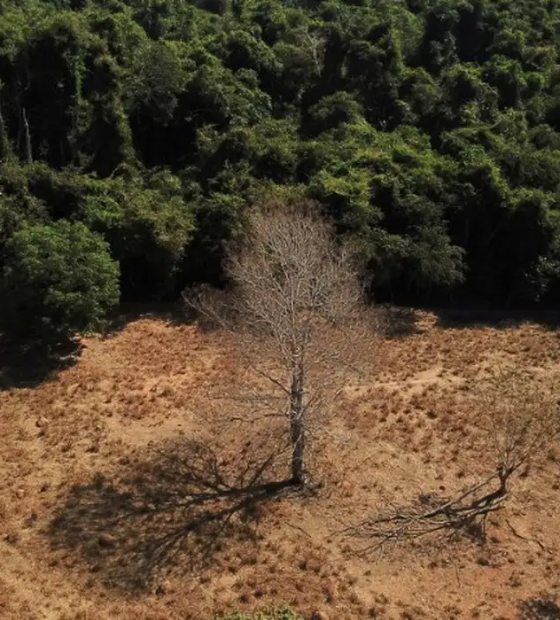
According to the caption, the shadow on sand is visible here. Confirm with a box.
[381,304,560,335]
[380,305,424,338]
[0,302,188,391]
[48,438,298,591]
[0,336,83,390]
[433,307,560,331]
[104,301,189,334]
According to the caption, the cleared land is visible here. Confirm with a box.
[2,308,560,620]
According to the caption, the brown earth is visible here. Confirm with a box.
[1,307,560,620]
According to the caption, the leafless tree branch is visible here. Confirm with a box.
[184,199,380,485]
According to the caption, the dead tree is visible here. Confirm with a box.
[472,366,560,481]
[184,199,376,486]
[344,468,510,554]
[345,365,560,553]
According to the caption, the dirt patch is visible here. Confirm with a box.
[1,310,560,619]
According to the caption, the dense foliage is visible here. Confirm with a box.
[0,220,119,339]
[2,0,560,330]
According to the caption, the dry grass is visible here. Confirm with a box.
[2,308,560,620]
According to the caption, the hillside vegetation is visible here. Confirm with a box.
[3,0,560,335]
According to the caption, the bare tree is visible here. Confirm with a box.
[184,199,375,486]
[345,364,560,552]
[473,365,560,485]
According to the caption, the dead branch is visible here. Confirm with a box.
[469,365,560,477]
[506,518,547,552]
[344,468,512,555]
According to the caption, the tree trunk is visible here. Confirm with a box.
[21,107,32,165]
[289,363,305,485]
[0,92,10,163]
[0,111,9,163]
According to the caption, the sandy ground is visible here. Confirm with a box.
[2,308,560,620]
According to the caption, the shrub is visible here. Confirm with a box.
[0,220,120,340]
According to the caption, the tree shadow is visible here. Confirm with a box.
[0,302,190,391]
[433,307,560,331]
[0,335,83,390]
[519,597,560,619]
[379,305,423,339]
[48,438,297,592]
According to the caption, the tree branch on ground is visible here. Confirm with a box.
[344,365,560,554]
[343,470,509,554]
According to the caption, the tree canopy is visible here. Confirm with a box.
[2,0,560,334]
[0,219,119,339]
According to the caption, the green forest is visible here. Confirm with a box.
[2,0,560,338]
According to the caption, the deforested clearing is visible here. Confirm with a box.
[2,308,560,620]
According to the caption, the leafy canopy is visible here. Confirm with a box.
[0,220,120,340]
[3,0,560,312]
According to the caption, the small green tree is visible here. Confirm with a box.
[0,220,120,340]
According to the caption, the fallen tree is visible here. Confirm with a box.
[345,365,560,554]
[344,467,510,553]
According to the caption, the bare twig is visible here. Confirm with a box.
[345,366,560,555]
